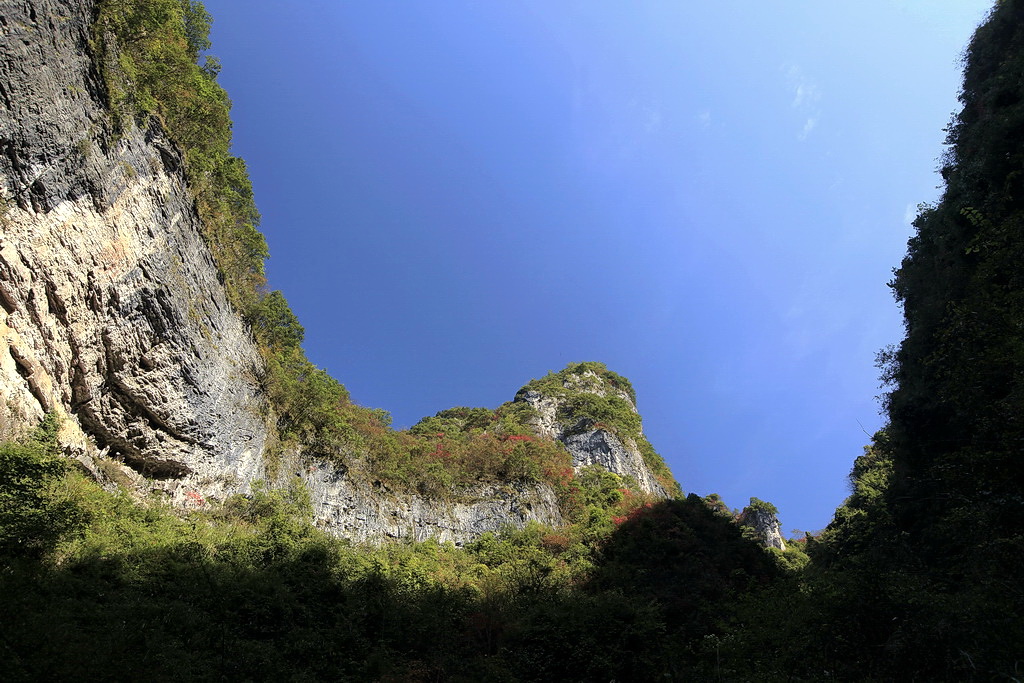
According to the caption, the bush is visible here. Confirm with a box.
[0,415,86,560]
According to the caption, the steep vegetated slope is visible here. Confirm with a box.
[714,3,1024,679]
[837,0,1024,665]
[835,0,1024,671]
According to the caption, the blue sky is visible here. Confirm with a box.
[203,0,992,534]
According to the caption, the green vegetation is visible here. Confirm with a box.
[703,3,1024,678]
[44,0,1022,678]
[882,0,1024,555]
[744,496,778,516]
[767,540,809,573]
[518,361,637,406]
[0,425,770,680]
[0,415,85,560]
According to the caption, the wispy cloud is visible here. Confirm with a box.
[644,104,662,134]
[799,117,818,141]
[784,64,822,141]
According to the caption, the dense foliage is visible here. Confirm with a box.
[0,425,773,681]
[883,0,1024,552]
[26,0,1017,679]
[836,0,1024,675]
[716,2,1024,678]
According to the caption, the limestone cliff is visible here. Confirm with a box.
[739,503,786,551]
[300,457,561,544]
[0,1,676,544]
[0,0,268,503]
[515,363,674,497]
[0,0,564,543]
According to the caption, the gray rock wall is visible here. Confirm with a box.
[518,376,669,497]
[0,0,566,543]
[0,0,268,501]
[739,508,786,550]
[296,455,562,545]
[562,428,667,496]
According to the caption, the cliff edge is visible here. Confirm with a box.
[0,0,674,544]
[515,362,677,497]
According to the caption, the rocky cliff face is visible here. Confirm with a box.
[0,0,268,502]
[516,368,670,497]
[739,507,786,551]
[299,456,561,544]
[0,0,563,544]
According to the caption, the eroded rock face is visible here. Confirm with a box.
[517,374,669,497]
[0,0,565,543]
[562,428,666,496]
[297,456,562,545]
[739,507,786,551]
[0,0,268,499]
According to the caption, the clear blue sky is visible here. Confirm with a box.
[203,0,992,534]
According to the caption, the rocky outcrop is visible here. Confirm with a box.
[739,506,786,551]
[297,456,562,545]
[516,370,670,497]
[562,429,664,494]
[0,0,268,500]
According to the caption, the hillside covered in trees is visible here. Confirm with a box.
[1,0,1023,680]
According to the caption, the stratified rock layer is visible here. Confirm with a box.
[0,0,268,500]
[299,455,562,544]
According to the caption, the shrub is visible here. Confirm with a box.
[0,415,86,560]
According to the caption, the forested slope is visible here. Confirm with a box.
[726,2,1024,678]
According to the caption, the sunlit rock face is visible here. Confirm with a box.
[739,507,786,551]
[561,428,666,496]
[0,0,268,501]
[516,370,669,497]
[296,454,563,545]
[0,0,563,542]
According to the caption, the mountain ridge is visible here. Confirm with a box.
[0,0,679,544]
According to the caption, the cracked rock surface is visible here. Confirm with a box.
[517,372,669,497]
[0,0,268,499]
[294,454,562,545]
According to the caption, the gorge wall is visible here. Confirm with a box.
[0,0,268,502]
[0,0,669,544]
